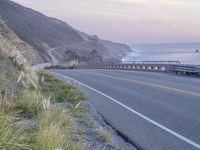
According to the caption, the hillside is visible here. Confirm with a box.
[0,0,131,63]
[0,19,44,66]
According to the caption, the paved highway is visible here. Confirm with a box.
[52,69,200,150]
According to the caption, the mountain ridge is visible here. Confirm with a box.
[0,0,131,64]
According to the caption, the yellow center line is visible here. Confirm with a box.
[76,70,200,97]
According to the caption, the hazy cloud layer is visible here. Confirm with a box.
[12,0,200,44]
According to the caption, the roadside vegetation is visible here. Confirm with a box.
[95,128,113,147]
[0,69,86,149]
[38,71,85,104]
[0,44,85,150]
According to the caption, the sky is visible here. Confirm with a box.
[12,0,200,44]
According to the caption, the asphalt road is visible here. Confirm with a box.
[52,69,200,150]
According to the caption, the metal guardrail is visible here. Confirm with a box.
[76,61,200,76]
[122,61,181,65]
[77,62,174,72]
[172,65,200,75]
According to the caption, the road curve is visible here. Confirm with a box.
[52,69,200,150]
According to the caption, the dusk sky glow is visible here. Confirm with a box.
[12,0,200,44]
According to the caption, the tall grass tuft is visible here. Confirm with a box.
[14,90,43,118]
[35,124,65,150]
[36,106,73,150]
[0,115,31,150]
[0,98,15,116]
[38,106,72,132]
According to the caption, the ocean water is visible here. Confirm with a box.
[123,43,200,65]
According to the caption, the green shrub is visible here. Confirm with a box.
[14,90,43,118]
[39,71,85,104]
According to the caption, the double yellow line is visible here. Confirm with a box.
[76,70,200,97]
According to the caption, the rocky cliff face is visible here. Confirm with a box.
[0,0,132,64]
[0,19,44,65]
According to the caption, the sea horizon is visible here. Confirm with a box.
[123,42,200,65]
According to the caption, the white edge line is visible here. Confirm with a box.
[54,72,200,149]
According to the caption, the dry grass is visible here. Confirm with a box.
[73,107,93,128]
[35,124,66,150]
[95,128,113,147]
[36,105,83,150]
[0,22,38,90]
[38,105,72,130]
[0,115,31,150]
